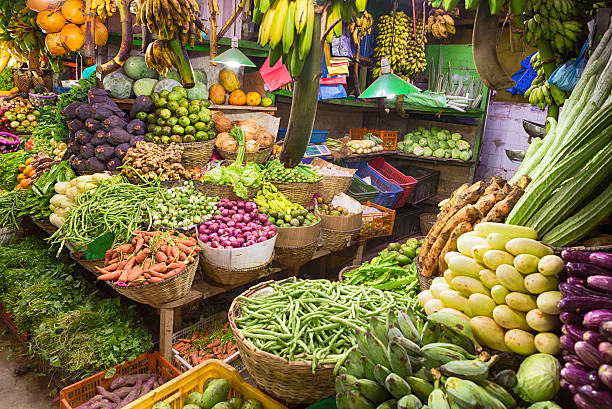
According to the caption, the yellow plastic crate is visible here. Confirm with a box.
[124,360,288,409]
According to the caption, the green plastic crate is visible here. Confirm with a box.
[306,397,337,409]
[347,176,378,203]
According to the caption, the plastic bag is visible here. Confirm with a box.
[549,40,588,92]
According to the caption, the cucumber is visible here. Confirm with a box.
[474,222,537,239]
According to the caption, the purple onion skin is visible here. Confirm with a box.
[563,250,593,263]
[584,331,605,347]
[599,342,612,364]
[564,324,588,342]
[566,262,612,277]
[561,312,585,325]
[561,364,591,386]
[578,385,612,406]
[600,321,612,341]
[590,253,612,270]
[575,341,605,369]
[598,364,612,390]
[584,310,612,329]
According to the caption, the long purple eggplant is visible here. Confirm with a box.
[600,321,612,340]
[598,364,612,390]
[569,276,589,286]
[588,372,603,389]
[599,342,612,363]
[561,378,578,393]
[561,364,592,386]
[588,276,612,293]
[578,385,612,406]
[566,262,612,277]
[561,334,577,354]
[559,283,609,298]
[584,310,612,328]
[563,250,592,263]
[561,311,585,325]
[560,296,612,314]
[584,331,605,347]
[589,253,612,270]
[574,393,606,409]
[564,324,587,342]
[564,353,590,369]
[576,341,605,369]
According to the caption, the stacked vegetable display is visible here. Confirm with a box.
[151,181,218,229]
[65,88,145,174]
[558,250,612,409]
[173,321,238,367]
[197,198,275,249]
[73,374,168,409]
[97,231,200,286]
[254,183,318,228]
[397,126,472,161]
[418,223,563,357]
[342,238,422,295]
[347,139,384,154]
[317,197,358,216]
[1,97,39,134]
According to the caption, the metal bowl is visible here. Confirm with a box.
[523,120,546,139]
[506,149,526,163]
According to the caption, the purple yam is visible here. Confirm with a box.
[102,115,127,131]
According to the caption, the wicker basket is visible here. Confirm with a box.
[198,182,260,200]
[228,280,336,405]
[272,181,319,207]
[275,220,321,248]
[317,175,354,202]
[338,265,359,283]
[274,241,318,268]
[29,93,57,109]
[14,71,31,93]
[320,227,362,252]
[201,254,273,286]
[110,254,198,306]
[0,227,15,246]
[415,258,433,290]
[71,253,105,275]
[181,140,215,169]
[218,146,273,164]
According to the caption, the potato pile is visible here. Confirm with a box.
[420,175,532,277]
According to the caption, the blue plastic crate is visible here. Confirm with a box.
[301,157,314,164]
[53,86,71,94]
[345,161,402,208]
[277,129,328,144]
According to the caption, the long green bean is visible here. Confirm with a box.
[235,279,422,372]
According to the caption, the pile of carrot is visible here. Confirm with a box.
[96,230,200,286]
[173,321,239,367]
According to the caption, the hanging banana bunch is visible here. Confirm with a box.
[524,52,568,110]
[427,8,456,39]
[90,0,117,22]
[373,11,427,81]
[348,10,372,47]
[256,0,367,78]
[0,0,45,65]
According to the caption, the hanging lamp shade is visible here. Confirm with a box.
[359,58,420,99]
[211,38,256,68]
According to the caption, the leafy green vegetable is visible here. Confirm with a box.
[0,67,13,91]
[515,353,560,403]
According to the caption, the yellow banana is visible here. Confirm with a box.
[270,0,289,49]
[294,0,308,35]
[298,0,314,61]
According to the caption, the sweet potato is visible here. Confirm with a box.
[109,374,151,390]
[96,386,121,405]
[482,185,525,223]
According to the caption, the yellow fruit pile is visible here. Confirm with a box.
[418,222,562,357]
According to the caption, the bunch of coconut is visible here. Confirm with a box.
[28,0,108,56]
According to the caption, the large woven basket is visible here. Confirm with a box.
[198,182,260,200]
[201,254,273,286]
[274,220,321,248]
[416,258,433,290]
[181,140,215,169]
[272,181,318,207]
[217,146,273,164]
[228,280,336,405]
[110,254,198,306]
[320,227,362,252]
[338,265,359,283]
[70,253,105,275]
[274,241,318,268]
[317,175,354,202]
[0,227,15,246]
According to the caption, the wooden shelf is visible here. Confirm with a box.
[210,104,277,113]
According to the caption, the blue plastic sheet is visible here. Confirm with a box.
[506,53,537,95]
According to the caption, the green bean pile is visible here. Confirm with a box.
[50,177,164,252]
[234,279,420,372]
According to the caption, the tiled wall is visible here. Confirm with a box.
[475,101,548,181]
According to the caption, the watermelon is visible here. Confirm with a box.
[124,56,157,80]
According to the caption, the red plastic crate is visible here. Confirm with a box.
[367,157,418,208]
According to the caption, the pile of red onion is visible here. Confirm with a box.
[197,198,277,249]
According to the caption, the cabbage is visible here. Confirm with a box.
[456,140,471,151]
[460,151,471,161]
[413,146,424,156]
[433,148,445,158]
[526,402,562,409]
[423,147,433,157]
[447,139,456,149]
[451,132,462,141]
[439,140,449,149]
[516,353,560,403]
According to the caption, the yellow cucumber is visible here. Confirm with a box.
[514,254,540,274]
[490,284,510,305]
[538,254,564,276]
[471,245,491,264]
[424,298,445,315]
[439,289,473,316]
[486,233,510,251]
[496,264,527,292]
[504,329,536,356]
[470,316,509,352]
[536,291,562,315]
[524,273,559,294]
[452,276,490,297]
[457,235,489,256]
[493,305,530,331]
[430,282,451,299]
[418,290,433,307]
[474,222,537,239]
[444,251,461,265]
[505,292,537,312]
[479,269,499,289]
[468,293,496,317]
[505,238,554,258]
[525,308,560,332]
[482,249,515,271]
[444,269,459,286]
[534,332,561,355]
[448,254,484,279]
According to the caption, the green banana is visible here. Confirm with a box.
[337,375,358,393]
[428,388,450,409]
[478,379,517,408]
[355,379,391,404]
[345,390,376,409]
[355,0,367,13]
[420,322,441,346]
[392,335,422,357]
[374,364,392,386]
[439,356,498,382]
[384,373,412,399]
[365,331,391,368]
[398,394,423,409]
[331,0,343,37]
[282,1,295,55]
[297,0,314,61]
[388,339,412,379]
[375,399,398,409]
[398,310,422,344]
[268,42,283,67]
[408,355,424,372]
[387,309,400,329]
[407,377,434,402]
[259,0,271,13]
[444,378,480,409]
[492,369,517,390]
[294,0,308,35]
[345,358,366,379]
[414,367,434,381]
[421,347,468,370]
[420,343,476,359]
[361,356,377,381]
[426,312,475,348]
[388,326,405,342]
[438,328,477,354]
[469,382,507,409]
[269,0,289,48]
[370,316,389,346]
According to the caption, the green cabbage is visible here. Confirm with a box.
[451,148,461,159]
[451,132,462,141]
[526,402,562,409]
[460,150,472,161]
[439,140,449,149]
[413,146,424,156]
[436,131,447,141]
[423,147,433,157]
[457,140,471,151]
[447,139,456,149]
[433,148,445,158]
[403,144,414,154]
[515,353,560,403]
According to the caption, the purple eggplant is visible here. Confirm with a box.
[588,276,612,293]
[564,324,587,342]
[561,334,577,354]
[584,310,612,329]
[560,296,612,314]
[561,364,591,386]
[578,385,612,407]
[590,253,612,270]
[561,312,585,325]
[598,364,612,390]
[569,277,589,286]
[559,283,608,298]
[574,393,606,409]
[566,262,612,277]
[561,377,578,393]
[576,341,605,369]
[588,372,603,389]
[600,321,612,340]
[563,250,593,263]
[564,354,589,369]
[584,331,605,347]
[599,342,612,364]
